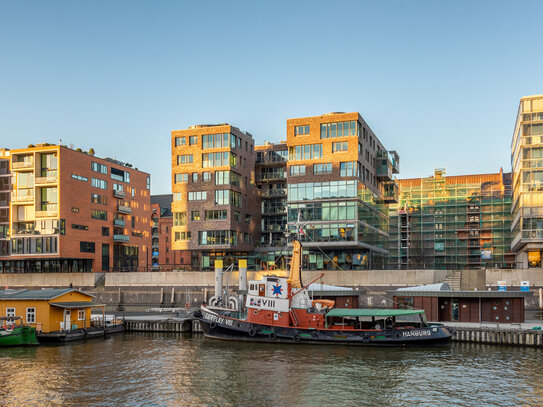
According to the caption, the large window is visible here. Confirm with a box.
[288,144,322,161]
[80,241,95,253]
[215,171,241,186]
[215,190,241,207]
[198,230,237,246]
[290,165,306,176]
[205,210,227,220]
[288,180,358,201]
[177,155,193,165]
[333,142,348,152]
[188,191,207,201]
[174,173,188,183]
[173,212,186,226]
[175,137,186,146]
[91,162,108,174]
[91,210,107,220]
[313,163,332,175]
[202,152,237,168]
[202,133,239,149]
[321,120,357,138]
[91,178,107,190]
[340,161,357,177]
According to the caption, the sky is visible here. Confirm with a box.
[1,1,542,194]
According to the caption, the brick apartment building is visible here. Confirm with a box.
[1,144,151,273]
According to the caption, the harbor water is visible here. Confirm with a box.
[1,333,542,407]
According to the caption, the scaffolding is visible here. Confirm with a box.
[388,169,514,270]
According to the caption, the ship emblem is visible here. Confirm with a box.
[272,284,283,296]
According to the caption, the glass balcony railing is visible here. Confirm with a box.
[113,234,130,242]
[11,160,34,170]
[113,219,125,227]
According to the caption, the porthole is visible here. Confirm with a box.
[254,310,258,315]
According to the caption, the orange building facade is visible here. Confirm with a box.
[1,144,151,273]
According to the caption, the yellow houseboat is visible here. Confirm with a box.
[0,288,106,343]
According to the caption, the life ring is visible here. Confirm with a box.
[209,322,217,329]
[184,303,190,309]
[269,332,276,340]
[293,334,300,342]
[362,336,370,343]
[248,329,256,337]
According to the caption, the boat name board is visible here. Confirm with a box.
[202,311,234,327]
[246,295,289,312]
[402,330,431,337]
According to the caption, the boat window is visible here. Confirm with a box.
[258,284,265,296]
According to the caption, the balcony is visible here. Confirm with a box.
[113,189,126,199]
[256,173,286,183]
[383,180,399,204]
[113,219,125,227]
[11,160,33,170]
[389,150,400,174]
[113,234,130,243]
[11,191,34,203]
[35,175,58,185]
[376,160,392,181]
[117,204,132,214]
[35,210,58,218]
[261,189,287,198]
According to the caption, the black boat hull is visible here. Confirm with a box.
[196,312,452,347]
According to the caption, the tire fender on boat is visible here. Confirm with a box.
[248,329,256,337]
[269,332,276,340]
[362,336,370,343]
[293,334,300,342]
[209,322,217,329]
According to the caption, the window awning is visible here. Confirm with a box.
[326,309,424,318]
[49,302,105,309]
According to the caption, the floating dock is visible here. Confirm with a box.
[124,318,202,333]
[451,327,543,346]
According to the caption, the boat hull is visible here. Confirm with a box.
[0,326,39,346]
[196,309,452,347]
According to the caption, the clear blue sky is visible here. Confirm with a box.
[1,1,542,194]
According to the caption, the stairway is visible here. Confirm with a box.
[444,271,462,290]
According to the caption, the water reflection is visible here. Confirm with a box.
[0,335,542,406]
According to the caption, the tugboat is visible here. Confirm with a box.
[195,237,453,346]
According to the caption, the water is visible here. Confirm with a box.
[1,333,542,407]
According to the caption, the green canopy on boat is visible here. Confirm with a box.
[325,309,424,318]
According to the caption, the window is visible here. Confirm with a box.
[294,125,310,135]
[205,210,227,220]
[26,308,36,324]
[174,212,187,226]
[340,162,357,177]
[188,191,207,201]
[202,133,231,149]
[202,152,237,168]
[203,172,211,182]
[91,178,107,190]
[288,144,322,161]
[290,165,306,176]
[91,210,107,221]
[215,190,241,207]
[78,310,85,321]
[6,307,15,318]
[71,224,88,231]
[191,211,200,221]
[173,192,182,201]
[91,162,107,174]
[333,142,348,152]
[177,155,193,165]
[245,214,252,224]
[313,163,332,174]
[320,120,357,139]
[174,231,191,241]
[189,136,197,146]
[233,211,240,221]
[198,230,237,245]
[72,207,79,213]
[80,241,95,253]
[71,174,88,182]
[174,173,188,183]
[102,227,109,236]
[146,176,150,190]
[113,183,124,192]
[175,136,186,146]
[215,171,241,186]
[131,217,135,228]
[192,173,198,182]
[91,193,107,205]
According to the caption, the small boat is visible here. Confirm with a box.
[0,316,39,346]
[195,237,453,346]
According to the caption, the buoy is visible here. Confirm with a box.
[184,303,190,309]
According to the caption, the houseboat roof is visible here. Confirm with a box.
[326,309,424,318]
[49,301,104,309]
[389,290,531,298]
[0,288,95,300]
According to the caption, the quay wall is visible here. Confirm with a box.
[2,269,543,310]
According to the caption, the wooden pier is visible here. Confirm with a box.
[452,327,543,346]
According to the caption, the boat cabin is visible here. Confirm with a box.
[0,288,105,333]
[325,309,428,330]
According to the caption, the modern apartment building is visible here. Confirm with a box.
[285,112,399,270]
[255,142,288,269]
[0,149,11,258]
[151,194,189,270]
[388,169,514,270]
[171,124,260,269]
[2,144,151,273]
[511,95,543,268]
